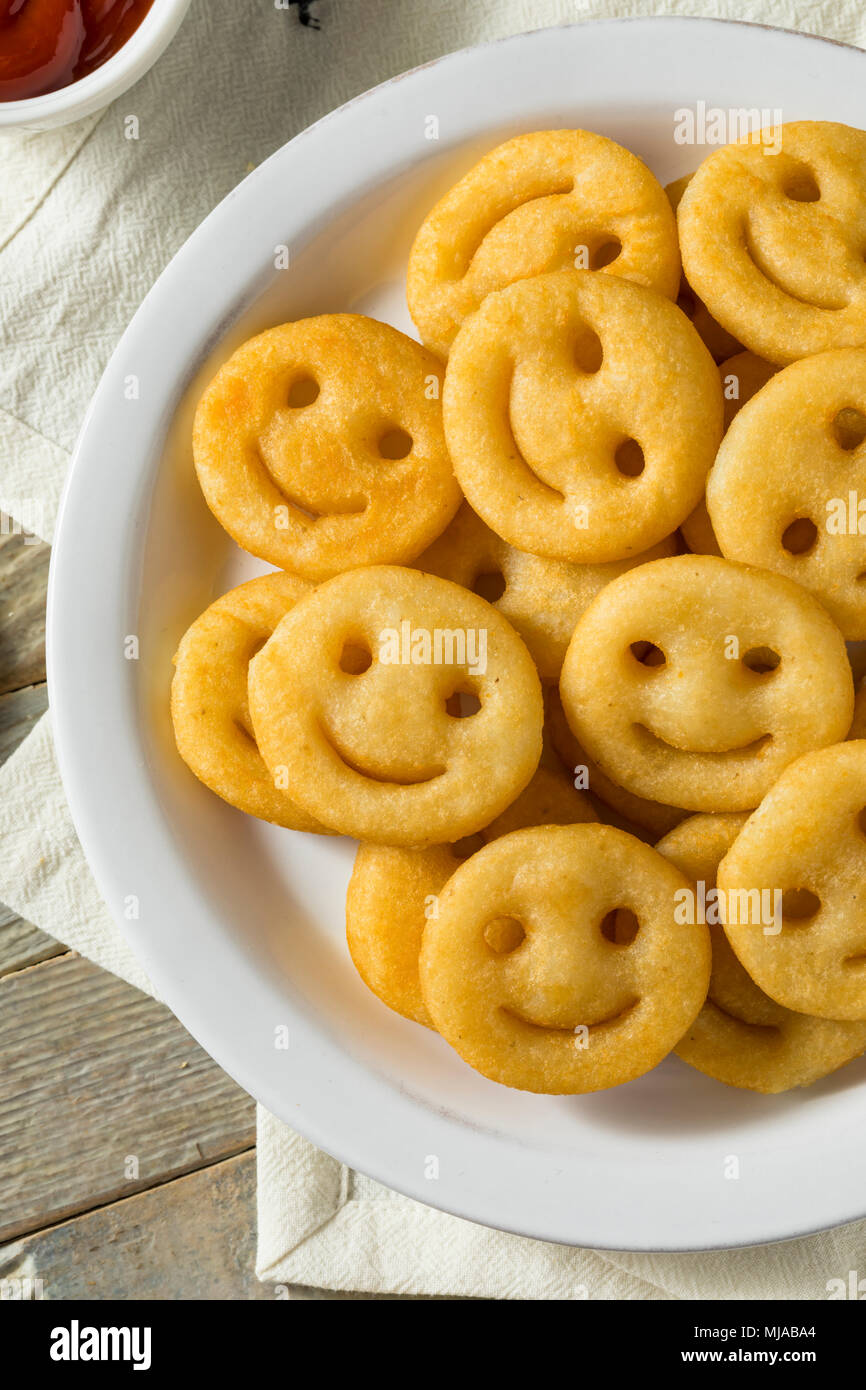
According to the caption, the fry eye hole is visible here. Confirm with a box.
[339,640,373,674]
[782,164,820,202]
[833,408,866,452]
[445,690,482,718]
[600,908,639,945]
[781,517,817,555]
[629,640,665,668]
[742,646,780,675]
[287,375,320,407]
[573,325,603,374]
[780,888,820,922]
[590,236,622,269]
[483,917,526,955]
[473,568,506,603]
[378,427,413,459]
[615,438,645,477]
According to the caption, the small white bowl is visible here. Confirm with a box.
[0,0,192,132]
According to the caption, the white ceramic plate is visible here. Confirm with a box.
[49,17,866,1251]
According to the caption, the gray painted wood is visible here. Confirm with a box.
[0,1151,429,1301]
[0,520,49,697]
[0,901,62,978]
[0,952,256,1242]
[0,524,55,973]
[0,681,48,763]
[0,1153,268,1301]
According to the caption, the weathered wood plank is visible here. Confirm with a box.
[0,1152,268,1301]
[0,681,56,973]
[0,952,256,1242]
[0,1151,450,1301]
[0,901,62,978]
[0,681,57,974]
[0,680,47,763]
[0,517,49,695]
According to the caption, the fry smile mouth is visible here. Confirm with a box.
[633,724,772,758]
[502,999,639,1033]
[319,721,445,786]
[743,223,850,312]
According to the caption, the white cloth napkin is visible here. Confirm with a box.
[3,0,866,1299]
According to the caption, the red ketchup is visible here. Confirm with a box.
[0,0,155,101]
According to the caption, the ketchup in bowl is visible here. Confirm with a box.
[0,0,155,101]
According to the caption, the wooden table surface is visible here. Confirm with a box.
[0,515,392,1301]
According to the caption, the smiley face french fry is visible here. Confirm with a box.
[408,129,681,358]
[193,315,461,580]
[170,572,329,833]
[707,349,866,638]
[657,812,866,1092]
[443,271,722,563]
[678,122,866,365]
[560,554,854,813]
[346,764,597,1027]
[419,823,710,1093]
[719,741,866,1021]
[248,566,544,847]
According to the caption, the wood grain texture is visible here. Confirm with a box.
[0,952,256,1242]
[0,1152,422,1301]
[0,681,48,763]
[0,1153,269,1301]
[0,901,62,978]
[0,518,49,695]
[0,511,53,962]
[0,677,56,974]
